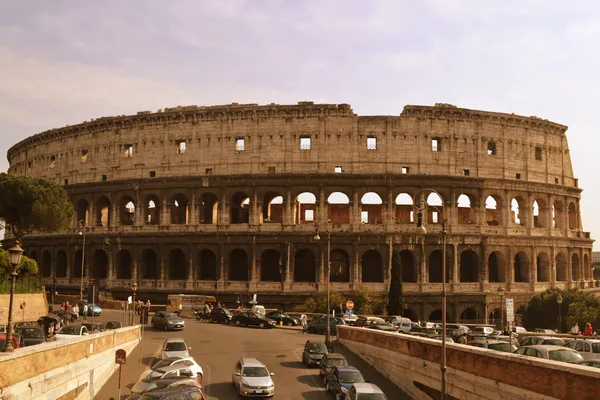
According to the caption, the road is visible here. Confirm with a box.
[92,310,410,400]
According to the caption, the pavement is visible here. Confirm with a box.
[85,309,408,400]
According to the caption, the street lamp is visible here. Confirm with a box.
[557,294,563,332]
[412,189,447,400]
[497,286,505,332]
[131,281,138,325]
[2,242,24,352]
[314,230,332,350]
[78,220,87,301]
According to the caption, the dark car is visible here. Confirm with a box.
[325,365,365,397]
[366,324,398,332]
[137,384,206,400]
[302,340,328,366]
[15,326,50,346]
[105,321,122,330]
[231,312,276,329]
[306,317,346,335]
[265,311,299,326]
[82,322,106,333]
[209,307,232,324]
[319,353,348,380]
[152,312,185,331]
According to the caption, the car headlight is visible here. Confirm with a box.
[241,383,251,390]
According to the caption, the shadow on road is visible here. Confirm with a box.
[301,389,329,399]
[280,360,306,369]
[142,356,157,367]
[205,381,238,399]
[296,374,322,388]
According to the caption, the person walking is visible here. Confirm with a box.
[459,333,468,344]
[585,323,593,336]
[82,304,88,321]
[571,323,580,335]
[71,303,79,322]
[301,314,308,333]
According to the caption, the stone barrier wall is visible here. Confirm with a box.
[0,293,48,324]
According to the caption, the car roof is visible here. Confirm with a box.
[521,345,572,350]
[336,366,360,373]
[352,382,384,393]
[571,339,600,343]
[154,364,192,373]
[326,353,346,359]
[165,337,186,343]
[240,358,265,367]
[141,384,202,397]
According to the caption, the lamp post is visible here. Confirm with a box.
[497,286,505,332]
[131,281,138,325]
[557,294,563,332]
[314,229,332,349]
[413,189,447,400]
[2,242,24,352]
[78,220,87,301]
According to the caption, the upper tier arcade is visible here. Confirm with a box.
[7,102,576,188]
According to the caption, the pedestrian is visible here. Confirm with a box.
[571,323,580,335]
[82,304,88,321]
[301,314,308,333]
[584,322,593,336]
[71,303,79,322]
[65,302,71,324]
[459,333,468,344]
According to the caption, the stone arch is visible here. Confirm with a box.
[426,192,444,225]
[200,193,219,224]
[395,250,416,283]
[262,192,284,223]
[294,249,317,282]
[328,192,350,224]
[260,249,281,282]
[119,196,136,226]
[404,308,419,322]
[168,249,187,280]
[95,196,111,227]
[429,250,443,283]
[488,251,506,283]
[533,198,548,228]
[91,249,108,279]
[42,250,52,277]
[360,192,383,224]
[429,309,451,322]
[395,193,413,224]
[361,250,383,283]
[485,195,503,226]
[170,193,189,225]
[584,253,591,280]
[460,249,479,282]
[457,194,475,225]
[197,249,217,280]
[489,308,502,325]
[536,252,551,282]
[293,192,317,224]
[116,250,132,279]
[228,249,249,281]
[552,200,564,229]
[330,249,350,282]
[72,250,83,278]
[572,253,581,281]
[231,192,250,224]
[555,252,567,281]
[568,202,577,230]
[514,251,530,283]
[76,199,89,227]
[144,195,160,225]
[56,250,67,277]
[460,307,478,322]
[140,249,158,280]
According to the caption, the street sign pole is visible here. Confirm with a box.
[115,348,127,399]
[506,298,514,349]
[118,364,122,400]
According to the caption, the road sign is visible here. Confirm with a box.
[346,301,354,310]
[127,296,133,304]
[115,349,127,365]
[505,298,514,323]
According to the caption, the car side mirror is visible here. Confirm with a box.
[235,372,241,376]
[270,372,275,376]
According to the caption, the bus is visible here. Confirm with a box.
[167,294,217,317]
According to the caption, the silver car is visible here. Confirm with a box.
[514,345,585,364]
[565,339,600,360]
[232,358,275,397]
[152,311,185,331]
[162,338,191,359]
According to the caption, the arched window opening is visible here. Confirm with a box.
[260,249,281,282]
[169,249,187,280]
[42,251,52,277]
[91,250,108,279]
[429,250,443,283]
[429,309,451,322]
[568,203,577,230]
[394,250,416,283]
[572,253,581,281]
[141,249,158,280]
[555,252,567,282]
[145,196,160,225]
[294,249,316,282]
[395,193,413,224]
[427,192,443,225]
[76,199,89,227]
[460,308,478,323]
[485,196,502,226]
[328,192,350,224]
[404,309,419,322]
[263,193,284,223]
[457,194,475,225]
[200,193,219,225]
[116,250,132,279]
[56,250,67,277]
[228,249,249,281]
[552,201,564,229]
[511,198,522,226]
[330,250,350,282]
[231,192,250,224]
[361,250,383,283]
[170,194,189,225]
[119,197,136,226]
[95,197,111,227]
[514,252,529,283]
[294,192,317,224]
[360,192,383,224]
[537,253,550,282]
[460,250,479,282]
[488,251,505,283]
[197,249,217,280]
[72,250,83,278]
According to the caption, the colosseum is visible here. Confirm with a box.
[4,101,595,323]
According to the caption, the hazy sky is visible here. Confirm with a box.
[0,1,598,248]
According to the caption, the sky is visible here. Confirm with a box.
[0,0,598,248]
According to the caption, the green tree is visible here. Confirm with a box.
[387,252,404,316]
[0,173,73,241]
[0,248,38,276]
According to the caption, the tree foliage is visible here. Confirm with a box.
[0,247,38,277]
[0,173,74,241]
[387,252,404,316]
[294,286,387,315]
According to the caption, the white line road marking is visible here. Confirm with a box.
[292,348,328,399]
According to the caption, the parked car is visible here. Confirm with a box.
[306,317,346,335]
[342,314,359,325]
[232,357,275,397]
[231,312,276,329]
[15,326,50,346]
[565,339,600,360]
[471,326,494,336]
[209,307,233,324]
[325,365,365,398]
[82,322,105,333]
[130,377,200,398]
[467,339,517,353]
[353,316,386,328]
[265,311,299,326]
[74,300,102,316]
[344,382,388,400]
[427,335,455,343]
[55,325,89,340]
[576,359,600,368]
[386,316,413,333]
[152,312,185,331]
[511,326,527,334]
[514,345,585,364]
[534,328,556,334]
[0,333,21,349]
[148,357,204,383]
[366,323,397,333]
[319,353,348,380]
[519,336,566,347]
[105,321,122,330]
[302,340,328,366]
[136,384,206,400]
[162,338,191,359]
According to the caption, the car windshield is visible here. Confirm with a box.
[358,394,387,400]
[242,367,269,377]
[18,328,44,338]
[308,343,328,353]
[338,371,364,383]
[327,358,348,367]
[165,342,187,351]
[147,370,169,380]
[488,343,517,352]
[59,326,80,335]
[592,343,600,353]
[544,339,565,346]
[549,350,584,363]
[153,358,179,369]
[165,313,180,319]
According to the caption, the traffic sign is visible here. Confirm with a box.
[505,298,514,323]
[346,301,354,310]
[115,349,127,365]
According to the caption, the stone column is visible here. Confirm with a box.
[187,243,194,284]
[419,239,427,287]
[217,244,226,290]
[284,242,292,290]
[353,245,360,289]
[107,247,113,280]
[567,246,573,287]
[318,244,325,291]
[132,256,138,282]
[319,186,326,224]
[352,188,360,227]
[480,240,488,292]
[110,200,118,228]
[284,188,292,225]
[387,189,394,228]
[550,246,556,286]
[452,243,459,285]
[507,247,514,291]
[189,192,197,225]
[220,193,228,225]
[250,239,257,291]
[135,202,143,227]
[563,203,569,236]
[88,198,95,227]
[161,198,168,226]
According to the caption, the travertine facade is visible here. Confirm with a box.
[5,102,595,322]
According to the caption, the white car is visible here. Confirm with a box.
[162,337,191,359]
[565,339,600,360]
[55,325,89,340]
[232,358,275,397]
[345,382,388,399]
[144,356,204,382]
[514,345,585,364]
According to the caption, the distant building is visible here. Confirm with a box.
[593,251,600,264]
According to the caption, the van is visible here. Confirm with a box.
[386,316,413,332]
[251,305,266,316]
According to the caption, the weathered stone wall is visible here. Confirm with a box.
[0,293,48,324]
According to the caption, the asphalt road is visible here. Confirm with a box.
[92,310,410,400]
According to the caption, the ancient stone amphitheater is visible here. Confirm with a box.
[5,102,595,323]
